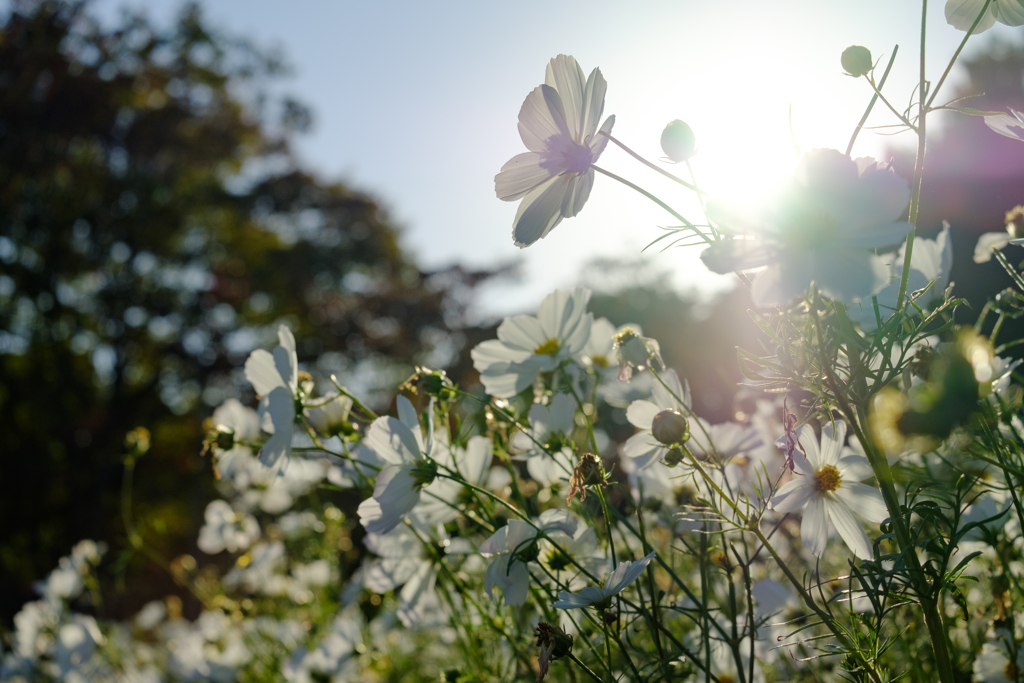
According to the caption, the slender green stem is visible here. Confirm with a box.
[591,164,710,243]
[896,0,929,315]
[599,131,708,196]
[864,72,917,132]
[567,652,604,683]
[926,0,992,108]
[847,46,900,156]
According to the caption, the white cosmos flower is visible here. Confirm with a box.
[769,422,887,560]
[480,510,577,606]
[848,224,952,329]
[496,54,615,247]
[357,396,437,535]
[409,434,494,527]
[244,325,299,469]
[946,0,1024,32]
[304,392,353,437]
[622,369,691,469]
[552,551,657,609]
[471,287,593,398]
[701,149,912,306]
[197,500,260,554]
[576,317,619,377]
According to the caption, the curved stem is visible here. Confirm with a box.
[925,0,992,109]
[591,164,709,243]
[599,131,709,196]
[847,46,900,156]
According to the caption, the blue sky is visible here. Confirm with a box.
[87,0,1021,316]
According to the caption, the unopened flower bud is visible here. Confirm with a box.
[664,446,685,468]
[1006,205,1024,239]
[399,366,456,402]
[660,120,697,163]
[841,46,872,78]
[651,410,688,445]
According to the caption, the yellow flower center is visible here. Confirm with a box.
[814,465,842,492]
[591,355,609,368]
[719,676,736,683]
[534,338,561,356]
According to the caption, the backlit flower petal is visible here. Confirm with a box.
[945,0,999,31]
[545,54,586,140]
[517,84,572,154]
[825,497,873,560]
[801,495,828,556]
[495,152,551,201]
[512,175,571,248]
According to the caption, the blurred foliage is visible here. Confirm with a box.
[0,0,495,624]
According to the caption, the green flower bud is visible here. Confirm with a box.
[841,46,872,78]
[651,410,688,445]
[660,120,697,163]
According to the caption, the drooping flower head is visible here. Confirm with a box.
[552,551,657,610]
[701,149,913,306]
[496,55,615,247]
[471,288,593,398]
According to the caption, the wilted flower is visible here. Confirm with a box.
[841,46,873,77]
[534,622,573,682]
[471,288,593,398]
[701,149,912,306]
[612,326,663,381]
[567,452,604,505]
[244,325,299,469]
[660,120,697,162]
[552,551,657,609]
[769,422,886,560]
[946,0,1024,33]
[496,54,615,247]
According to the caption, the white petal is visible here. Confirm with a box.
[588,114,615,161]
[512,175,572,248]
[458,436,492,486]
[700,239,780,274]
[275,325,298,394]
[751,260,813,307]
[796,425,821,469]
[836,455,873,482]
[517,84,572,153]
[651,370,689,410]
[563,170,594,218]
[497,314,548,352]
[819,421,846,467]
[538,509,578,537]
[985,110,1024,141]
[814,249,890,304]
[244,349,284,397]
[992,0,1024,25]
[836,222,914,250]
[826,497,873,560]
[769,478,813,514]
[545,55,586,141]
[364,417,421,465]
[258,387,294,468]
[581,69,609,143]
[974,232,1012,263]
[945,0,998,32]
[801,495,828,557]
[397,561,436,627]
[604,551,657,595]
[625,400,660,430]
[495,152,552,201]
[834,482,888,525]
[548,394,577,433]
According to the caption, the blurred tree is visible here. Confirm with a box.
[0,0,493,623]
